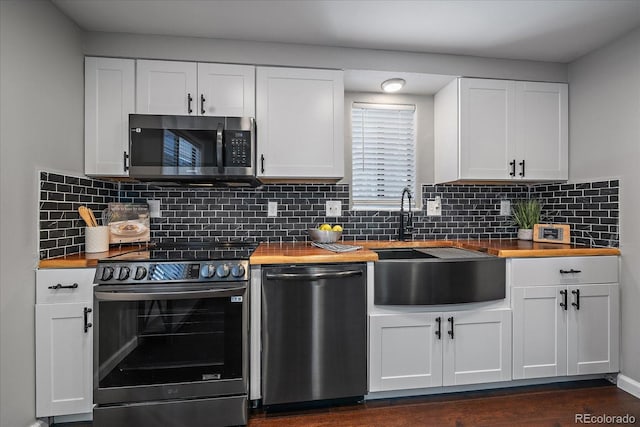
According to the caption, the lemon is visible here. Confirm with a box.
[332,225,343,232]
[319,224,332,231]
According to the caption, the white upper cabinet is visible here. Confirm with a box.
[84,57,135,176]
[256,67,344,179]
[136,60,255,117]
[515,81,568,180]
[435,77,568,183]
[136,60,198,115]
[197,63,255,117]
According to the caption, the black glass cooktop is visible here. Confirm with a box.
[106,241,258,262]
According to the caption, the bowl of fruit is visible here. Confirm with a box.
[308,224,343,243]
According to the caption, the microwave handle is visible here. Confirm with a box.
[216,123,224,173]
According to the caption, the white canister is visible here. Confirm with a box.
[85,226,109,253]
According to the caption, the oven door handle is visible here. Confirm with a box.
[94,286,245,301]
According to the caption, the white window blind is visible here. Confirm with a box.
[351,103,416,210]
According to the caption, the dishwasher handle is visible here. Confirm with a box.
[265,269,363,281]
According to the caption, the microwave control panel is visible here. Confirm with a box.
[224,130,252,167]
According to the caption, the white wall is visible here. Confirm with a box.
[568,28,640,385]
[0,1,84,425]
[84,32,568,83]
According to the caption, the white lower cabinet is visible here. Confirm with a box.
[369,309,511,392]
[35,268,95,418]
[511,256,620,380]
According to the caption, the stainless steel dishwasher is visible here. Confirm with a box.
[261,263,367,406]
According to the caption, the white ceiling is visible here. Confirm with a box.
[53,0,640,63]
[52,0,639,94]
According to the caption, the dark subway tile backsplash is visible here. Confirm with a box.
[39,172,620,258]
[39,172,118,259]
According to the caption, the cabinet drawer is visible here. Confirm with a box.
[36,269,95,304]
[510,256,618,287]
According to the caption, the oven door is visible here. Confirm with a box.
[93,283,247,405]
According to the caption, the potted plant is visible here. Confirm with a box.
[512,199,541,240]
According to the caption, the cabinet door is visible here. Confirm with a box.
[458,78,516,180]
[515,81,568,180]
[442,309,512,386]
[84,57,134,176]
[512,286,567,379]
[136,60,197,115]
[256,67,344,179]
[197,63,255,117]
[567,284,619,375]
[369,314,443,392]
[35,302,93,417]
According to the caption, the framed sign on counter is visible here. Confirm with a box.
[533,224,571,244]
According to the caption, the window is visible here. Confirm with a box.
[351,103,416,210]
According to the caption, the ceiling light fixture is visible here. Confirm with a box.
[381,78,406,93]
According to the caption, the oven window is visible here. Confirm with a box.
[96,296,243,388]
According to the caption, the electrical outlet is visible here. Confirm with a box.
[326,200,342,217]
[500,200,511,216]
[267,201,278,217]
[426,196,442,216]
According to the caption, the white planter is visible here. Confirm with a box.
[517,229,533,241]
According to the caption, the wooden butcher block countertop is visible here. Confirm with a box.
[39,240,620,268]
[249,239,620,265]
[38,244,151,268]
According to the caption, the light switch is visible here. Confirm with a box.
[500,200,511,216]
[426,196,442,216]
[267,201,278,217]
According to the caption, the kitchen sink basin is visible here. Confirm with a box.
[373,248,436,260]
[373,247,505,305]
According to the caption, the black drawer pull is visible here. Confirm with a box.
[48,283,78,290]
[559,269,582,274]
[447,316,454,339]
[571,289,580,310]
[559,289,568,310]
[509,159,516,177]
[435,317,442,340]
[84,307,93,333]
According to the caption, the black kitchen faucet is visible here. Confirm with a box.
[399,187,413,241]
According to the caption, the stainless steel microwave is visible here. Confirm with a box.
[128,114,259,186]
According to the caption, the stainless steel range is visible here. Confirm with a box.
[92,241,256,427]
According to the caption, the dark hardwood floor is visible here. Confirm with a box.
[249,380,640,427]
[53,380,640,426]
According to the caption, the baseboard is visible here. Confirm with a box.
[617,374,640,399]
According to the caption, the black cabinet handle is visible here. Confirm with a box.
[447,316,454,339]
[571,289,580,310]
[519,159,526,177]
[509,159,516,177]
[260,154,265,174]
[435,316,442,340]
[48,283,78,290]
[83,307,92,333]
[200,94,206,115]
[560,269,582,274]
[560,289,568,310]
[123,151,129,172]
[187,93,193,114]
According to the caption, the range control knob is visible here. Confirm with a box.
[200,264,216,278]
[118,266,130,281]
[231,264,245,278]
[216,264,230,278]
[101,267,114,281]
[134,266,147,280]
